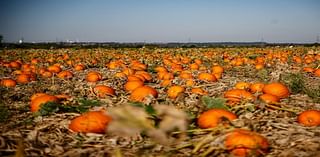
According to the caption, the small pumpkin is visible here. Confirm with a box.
[47,65,62,73]
[262,82,289,98]
[225,129,269,157]
[130,85,158,102]
[259,93,280,104]
[57,70,73,79]
[224,89,255,104]
[93,85,115,98]
[124,80,144,92]
[297,110,320,126]
[197,109,237,128]
[314,69,320,77]
[86,71,102,82]
[69,111,112,134]
[198,73,217,82]
[30,94,59,112]
[212,65,224,74]
[235,82,251,90]
[167,85,185,99]
[249,83,265,93]
[1,78,16,87]
[191,88,208,95]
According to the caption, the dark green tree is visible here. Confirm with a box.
[0,35,3,43]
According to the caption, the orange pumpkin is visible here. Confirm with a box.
[212,65,224,74]
[167,85,185,99]
[235,82,251,90]
[262,82,289,98]
[197,109,237,128]
[74,64,85,71]
[69,111,112,134]
[259,93,280,104]
[191,88,208,95]
[225,129,269,157]
[93,85,115,98]
[130,86,158,102]
[30,94,59,112]
[198,73,217,82]
[57,70,73,79]
[47,65,62,73]
[224,89,255,104]
[297,110,320,126]
[124,80,144,92]
[249,83,265,93]
[86,71,102,82]
[314,69,320,77]
[1,78,16,87]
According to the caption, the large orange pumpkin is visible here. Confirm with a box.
[130,86,158,102]
[225,129,269,157]
[197,109,237,128]
[297,110,320,127]
[69,111,112,133]
[262,82,289,98]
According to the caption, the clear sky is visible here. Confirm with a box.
[0,0,319,43]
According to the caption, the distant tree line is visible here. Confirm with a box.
[0,41,319,49]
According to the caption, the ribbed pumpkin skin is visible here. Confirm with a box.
[1,78,16,87]
[167,86,185,99]
[262,82,289,98]
[224,89,255,102]
[198,73,217,82]
[30,95,59,112]
[69,111,112,133]
[93,85,115,98]
[197,109,237,129]
[297,110,320,127]
[259,93,280,104]
[249,83,265,93]
[124,81,144,92]
[130,86,158,102]
[225,129,269,157]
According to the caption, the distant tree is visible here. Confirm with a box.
[0,35,3,43]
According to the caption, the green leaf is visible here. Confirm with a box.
[201,96,229,110]
[37,101,60,116]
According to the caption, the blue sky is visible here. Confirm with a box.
[0,0,319,43]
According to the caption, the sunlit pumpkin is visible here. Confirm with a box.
[198,73,217,82]
[93,85,115,98]
[197,109,237,128]
[69,110,112,134]
[1,78,16,87]
[224,89,255,105]
[167,85,185,99]
[30,94,59,112]
[297,110,320,127]
[262,82,289,98]
[259,93,280,104]
[86,71,102,82]
[225,129,269,157]
[249,83,265,93]
[124,80,144,92]
[130,85,158,102]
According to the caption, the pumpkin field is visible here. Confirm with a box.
[0,46,320,157]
